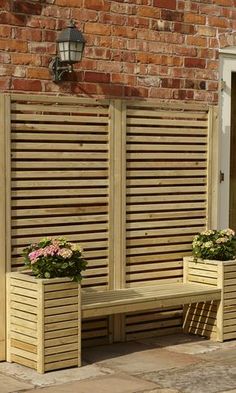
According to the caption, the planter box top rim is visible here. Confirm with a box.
[7,271,76,284]
[184,256,236,265]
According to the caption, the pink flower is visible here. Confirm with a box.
[29,248,44,264]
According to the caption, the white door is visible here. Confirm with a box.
[219,48,236,229]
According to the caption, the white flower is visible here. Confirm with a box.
[201,230,214,236]
[204,241,213,248]
[71,243,83,252]
[216,237,227,244]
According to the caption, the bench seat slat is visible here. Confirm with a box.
[82,283,221,318]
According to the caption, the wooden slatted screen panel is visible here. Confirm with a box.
[125,101,209,340]
[7,95,214,345]
[10,95,111,346]
[11,95,110,289]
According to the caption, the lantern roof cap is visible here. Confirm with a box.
[57,20,86,44]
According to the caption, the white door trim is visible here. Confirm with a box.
[218,49,236,229]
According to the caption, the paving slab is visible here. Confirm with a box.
[0,361,113,387]
[22,374,158,393]
[219,390,236,393]
[139,334,236,355]
[0,372,33,393]
[196,346,236,364]
[84,345,201,374]
[142,362,236,393]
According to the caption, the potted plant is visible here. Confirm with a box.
[183,228,236,342]
[7,237,87,373]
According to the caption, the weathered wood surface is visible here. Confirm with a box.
[3,94,215,345]
[7,273,81,373]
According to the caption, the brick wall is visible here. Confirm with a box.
[0,0,236,101]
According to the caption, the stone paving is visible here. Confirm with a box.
[2,334,236,393]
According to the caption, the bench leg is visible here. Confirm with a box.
[112,315,126,342]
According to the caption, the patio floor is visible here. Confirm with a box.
[1,334,236,393]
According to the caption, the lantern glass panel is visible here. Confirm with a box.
[68,42,83,62]
[58,42,70,62]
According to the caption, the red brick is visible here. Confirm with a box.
[173,89,194,100]
[199,5,219,16]
[11,53,41,66]
[161,9,183,21]
[137,6,160,18]
[186,36,207,47]
[0,52,10,63]
[175,46,197,57]
[149,87,173,99]
[197,26,216,37]
[27,68,50,80]
[89,48,111,60]
[161,78,181,88]
[0,12,26,26]
[84,71,110,83]
[97,61,121,73]
[96,36,113,48]
[112,74,136,85]
[208,81,218,91]
[110,3,134,14]
[0,0,10,10]
[72,8,98,22]
[13,28,42,41]
[99,13,126,25]
[84,0,110,11]
[0,26,11,38]
[185,58,206,68]
[125,85,149,98]
[174,22,195,34]
[0,77,10,90]
[85,23,111,36]
[12,79,42,91]
[97,83,124,97]
[112,26,137,39]
[128,16,149,28]
[154,0,176,10]
[29,42,56,55]
[56,0,82,6]
[13,1,42,15]
[215,0,233,5]
[184,13,206,24]
[208,16,229,28]
[42,30,57,42]
[0,39,27,52]
[27,17,56,30]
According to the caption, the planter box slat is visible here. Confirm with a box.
[11,354,36,369]
[45,336,78,347]
[7,272,81,373]
[184,257,236,341]
[44,328,78,340]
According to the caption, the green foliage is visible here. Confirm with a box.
[192,229,236,261]
[22,237,87,282]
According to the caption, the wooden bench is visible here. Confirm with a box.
[82,282,221,321]
[7,272,223,373]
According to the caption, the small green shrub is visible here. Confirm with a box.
[192,229,236,261]
[22,237,87,282]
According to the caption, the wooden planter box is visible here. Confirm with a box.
[183,257,236,342]
[7,272,81,373]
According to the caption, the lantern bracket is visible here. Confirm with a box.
[50,57,73,83]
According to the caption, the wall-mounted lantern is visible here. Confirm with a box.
[50,20,86,83]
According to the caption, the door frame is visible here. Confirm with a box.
[218,47,236,229]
